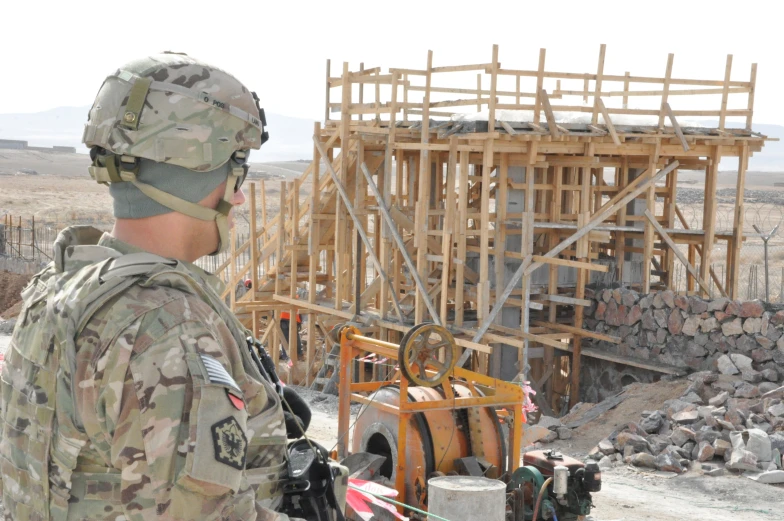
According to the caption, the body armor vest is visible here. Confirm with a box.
[0,226,288,521]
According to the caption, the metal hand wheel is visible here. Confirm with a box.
[398,323,457,387]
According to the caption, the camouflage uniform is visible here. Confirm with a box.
[0,226,289,520]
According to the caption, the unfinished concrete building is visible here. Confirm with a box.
[221,44,769,412]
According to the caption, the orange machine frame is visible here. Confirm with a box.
[337,325,526,503]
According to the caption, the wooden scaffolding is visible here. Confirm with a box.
[223,44,768,411]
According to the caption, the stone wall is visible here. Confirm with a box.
[580,285,784,402]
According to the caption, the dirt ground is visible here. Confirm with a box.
[0,271,30,317]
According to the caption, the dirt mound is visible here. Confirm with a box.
[547,378,691,455]
[0,271,31,317]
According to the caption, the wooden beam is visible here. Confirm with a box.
[730,144,748,298]
[596,98,621,145]
[663,102,689,152]
[531,320,621,344]
[644,209,712,296]
[540,89,559,138]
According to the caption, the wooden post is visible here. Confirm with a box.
[249,182,260,338]
[591,44,606,125]
[746,64,757,131]
[719,55,733,131]
[642,145,660,293]
[415,50,433,324]
[324,59,331,124]
[440,137,458,324]
[455,151,469,327]
[307,124,321,384]
[657,54,674,130]
[730,144,748,298]
[533,48,545,126]
[336,61,351,312]
[479,138,494,323]
[701,147,721,296]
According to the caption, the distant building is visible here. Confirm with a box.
[0,140,76,153]
[0,139,28,150]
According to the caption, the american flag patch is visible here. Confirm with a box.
[200,354,241,393]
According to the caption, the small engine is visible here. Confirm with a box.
[506,449,600,521]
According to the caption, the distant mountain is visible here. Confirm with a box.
[0,106,316,162]
[1,107,782,169]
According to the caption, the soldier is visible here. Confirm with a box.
[0,53,308,520]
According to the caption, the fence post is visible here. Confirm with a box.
[0,216,5,256]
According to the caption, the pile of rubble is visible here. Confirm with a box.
[585,364,784,483]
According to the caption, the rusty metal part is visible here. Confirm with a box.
[338,323,526,515]
[351,382,506,509]
[398,323,457,387]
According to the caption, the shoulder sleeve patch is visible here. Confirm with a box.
[212,416,247,470]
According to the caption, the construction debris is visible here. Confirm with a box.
[580,370,784,482]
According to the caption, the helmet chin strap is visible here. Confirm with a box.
[89,152,241,257]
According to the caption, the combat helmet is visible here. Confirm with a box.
[82,52,268,254]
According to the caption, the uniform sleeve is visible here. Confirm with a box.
[97,315,256,521]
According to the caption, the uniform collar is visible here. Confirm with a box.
[97,233,226,296]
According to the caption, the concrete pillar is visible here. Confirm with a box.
[428,476,506,521]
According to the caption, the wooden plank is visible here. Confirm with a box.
[644,209,712,296]
[500,120,517,136]
[663,102,690,152]
[591,44,606,125]
[488,44,499,132]
[533,48,546,125]
[564,391,628,429]
[479,139,494,323]
[542,294,592,307]
[531,320,621,344]
[730,144,748,298]
[581,348,686,376]
[415,50,434,324]
[642,146,659,294]
[531,255,609,272]
[596,98,621,146]
[657,53,674,129]
[719,54,733,130]
[455,151,469,327]
[539,89,559,138]
[440,137,458,323]
[745,63,758,130]
[701,147,720,296]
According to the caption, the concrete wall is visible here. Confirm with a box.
[580,285,784,402]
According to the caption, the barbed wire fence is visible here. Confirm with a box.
[5,194,784,303]
[670,201,784,302]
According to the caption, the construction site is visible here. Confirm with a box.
[2,41,784,521]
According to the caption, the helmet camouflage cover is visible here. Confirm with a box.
[83,52,267,171]
[82,53,268,254]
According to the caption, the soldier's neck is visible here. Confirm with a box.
[111,215,216,262]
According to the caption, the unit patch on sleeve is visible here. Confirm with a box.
[211,417,248,470]
[200,354,242,392]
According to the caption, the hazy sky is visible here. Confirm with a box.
[4,0,783,125]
